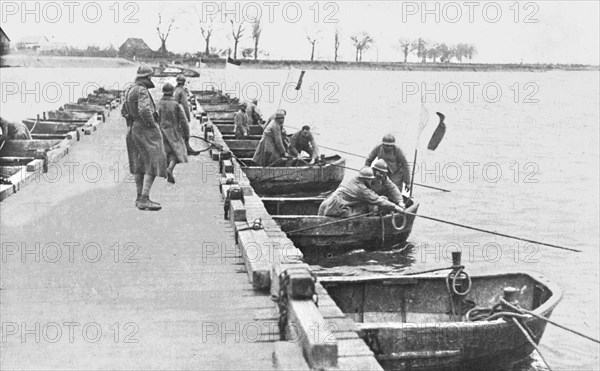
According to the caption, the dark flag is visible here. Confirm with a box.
[295,71,306,90]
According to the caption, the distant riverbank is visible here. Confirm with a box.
[0,54,136,68]
[197,58,599,72]
[1,54,597,72]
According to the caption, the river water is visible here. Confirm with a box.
[2,66,598,370]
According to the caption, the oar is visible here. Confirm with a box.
[402,210,580,252]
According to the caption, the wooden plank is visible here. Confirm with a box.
[337,355,384,371]
[221,159,234,175]
[229,200,247,222]
[211,148,220,160]
[235,224,272,291]
[0,184,16,201]
[271,262,310,300]
[26,159,43,173]
[286,299,338,368]
[272,341,310,371]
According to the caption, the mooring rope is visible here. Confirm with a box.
[500,298,600,344]
[510,317,553,371]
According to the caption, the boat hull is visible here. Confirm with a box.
[214,124,263,136]
[242,156,346,197]
[319,273,562,371]
[22,120,86,134]
[272,201,419,262]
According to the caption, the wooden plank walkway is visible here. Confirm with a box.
[0,112,287,370]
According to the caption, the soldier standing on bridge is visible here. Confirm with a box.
[173,74,200,156]
[122,65,167,211]
[158,83,189,184]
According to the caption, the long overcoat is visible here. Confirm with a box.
[122,79,167,177]
[252,121,286,166]
[158,95,189,164]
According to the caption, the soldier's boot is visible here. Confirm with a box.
[136,195,161,211]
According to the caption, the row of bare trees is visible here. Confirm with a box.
[157,11,476,63]
[400,38,477,63]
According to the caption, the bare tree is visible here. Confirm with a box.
[252,18,262,60]
[196,6,218,56]
[411,38,428,63]
[398,38,411,63]
[156,13,176,55]
[426,44,440,63]
[334,28,341,62]
[230,20,246,60]
[465,44,477,61]
[306,35,318,61]
[350,32,373,62]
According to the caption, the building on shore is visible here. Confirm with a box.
[119,38,154,59]
[16,36,50,51]
[0,27,10,56]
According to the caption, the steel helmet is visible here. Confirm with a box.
[372,159,389,173]
[382,133,396,145]
[358,167,376,179]
[162,83,175,93]
[176,74,186,82]
[136,65,153,78]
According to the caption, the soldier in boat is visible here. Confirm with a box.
[288,125,319,165]
[157,83,189,184]
[0,117,32,141]
[262,109,290,149]
[121,65,167,211]
[318,167,405,217]
[365,133,411,192]
[371,159,406,207]
[173,74,200,155]
[252,110,288,166]
[246,99,263,126]
[234,102,249,139]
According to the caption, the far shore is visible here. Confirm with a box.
[1,54,598,72]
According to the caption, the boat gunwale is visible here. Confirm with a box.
[318,271,562,320]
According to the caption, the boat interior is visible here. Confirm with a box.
[319,273,554,324]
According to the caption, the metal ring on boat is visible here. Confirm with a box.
[447,267,472,296]
[390,212,407,231]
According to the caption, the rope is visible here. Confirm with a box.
[510,317,553,371]
[285,211,377,235]
[500,298,600,344]
[402,210,580,252]
[191,135,248,166]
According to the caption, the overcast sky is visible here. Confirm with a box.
[2,1,599,64]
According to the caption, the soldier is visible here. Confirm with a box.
[173,74,200,155]
[158,83,189,184]
[318,167,405,217]
[252,110,287,166]
[0,117,32,140]
[234,102,249,139]
[246,99,263,126]
[371,159,405,207]
[288,125,319,164]
[365,133,411,192]
[121,65,167,211]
